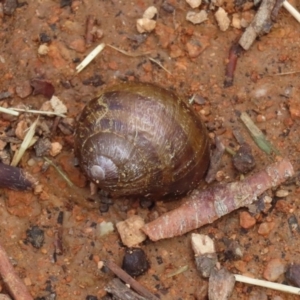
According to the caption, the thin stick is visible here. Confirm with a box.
[0,107,19,116]
[234,274,300,295]
[283,1,300,23]
[0,243,33,300]
[10,108,66,118]
[104,260,160,300]
[76,43,106,73]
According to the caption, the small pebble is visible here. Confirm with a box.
[191,233,215,256]
[287,214,299,233]
[275,189,289,198]
[97,221,114,237]
[232,143,256,174]
[186,0,202,8]
[49,142,62,157]
[186,10,208,25]
[231,13,241,29]
[239,211,256,229]
[161,1,175,13]
[263,258,286,281]
[38,44,49,55]
[116,215,146,247]
[195,254,218,278]
[258,221,275,236]
[285,263,300,287]
[136,18,156,33]
[215,7,230,31]
[15,80,33,99]
[143,6,157,19]
[208,268,235,300]
[122,247,150,277]
[25,226,45,249]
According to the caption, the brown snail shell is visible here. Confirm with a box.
[74,82,210,199]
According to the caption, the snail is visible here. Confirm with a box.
[74,82,210,199]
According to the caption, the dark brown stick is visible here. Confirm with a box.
[224,43,243,88]
[143,158,294,241]
[85,15,96,47]
[0,243,33,300]
[104,260,160,300]
[0,163,37,190]
[105,278,148,300]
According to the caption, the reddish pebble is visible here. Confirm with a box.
[258,222,275,236]
[69,38,86,53]
[240,211,256,229]
[263,258,286,281]
[15,80,33,98]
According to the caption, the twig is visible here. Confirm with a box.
[234,274,300,295]
[239,0,277,50]
[240,112,279,155]
[0,242,33,300]
[11,118,39,167]
[76,43,106,73]
[0,163,37,190]
[43,157,74,187]
[142,158,294,241]
[104,260,160,300]
[105,278,148,300]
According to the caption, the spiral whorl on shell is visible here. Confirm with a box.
[75,82,210,199]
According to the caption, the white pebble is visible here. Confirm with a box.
[143,6,158,19]
[275,189,289,198]
[231,13,241,29]
[191,233,216,256]
[116,215,147,247]
[49,142,62,157]
[186,10,208,24]
[215,7,230,31]
[97,221,114,237]
[38,44,49,56]
[136,18,156,33]
[186,0,202,8]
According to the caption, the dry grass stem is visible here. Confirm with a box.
[107,44,152,57]
[10,108,66,118]
[234,274,300,295]
[11,118,39,167]
[148,57,172,75]
[43,157,74,187]
[0,107,20,116]
[76,43,106,73]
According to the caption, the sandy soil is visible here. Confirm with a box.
[1,0,300,299]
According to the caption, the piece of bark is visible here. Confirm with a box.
[0,243,33,300]
[205,136,225,184]
[142,158,294,241]
[239,0,277,50]
[0,163,37,190]
[105,278,148,300]
[104,260,159,300]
